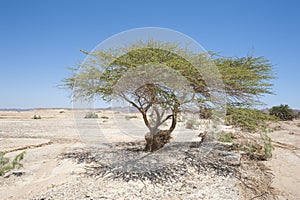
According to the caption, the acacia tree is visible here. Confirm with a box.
[62,41,274,151]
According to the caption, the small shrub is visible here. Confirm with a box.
[248,142,259,153]
[125,115,138,120]
[84,112,98,119]
[59,110,65,114]
[33,114,41,119]
[100,116,109,119]
[264,137,274,158]
[199,107,212,119]
[0,151,26,176]
[269,104,295,121]
[218,133,233,143]
[235,134,274,160]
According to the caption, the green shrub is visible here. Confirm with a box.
[233,132,274,160]
[84,112,98,119]
[226,107,277,132]
[125,115,138,120]
[218,133,233,143]
[269,104,295,121]
[33,114,41,119]
[0,151,25,176]
[264,137,274,158]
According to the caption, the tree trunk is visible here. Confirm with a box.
[144,111,177,152]
[144,129,172,152]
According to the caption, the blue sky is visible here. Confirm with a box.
[0,0,299,109]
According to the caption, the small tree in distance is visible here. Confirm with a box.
[269,104,295,121]
[62,40,274,151]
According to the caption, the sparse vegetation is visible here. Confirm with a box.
[232,131,274,160]
[269,104,295,121]
[33,114,41,119]
[125,115,138,120]
[263,136,274,158]
[218,133,233,143]
[0,151,26,176]
[226,107,277,132]
[199,107,212,119]
[84,112,98,119]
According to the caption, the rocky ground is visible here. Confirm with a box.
[0,109,299,199]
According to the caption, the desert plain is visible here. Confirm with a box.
[0,109,299,199]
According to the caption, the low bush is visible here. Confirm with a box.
[33,114,41,119]
[226,107,277,132]
[232,131,274,160]
[218,133,233,143]
[125,115,138,120]
[84,112,98,119]
[0,151,26,176]
[269,104,295,121]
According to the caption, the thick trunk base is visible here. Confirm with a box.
[145,130,172,152]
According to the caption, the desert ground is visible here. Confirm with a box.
[0,109,299,199]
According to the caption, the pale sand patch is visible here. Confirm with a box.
[266,120,300,200]
[0,138,51,152]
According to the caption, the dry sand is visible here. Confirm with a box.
[266,121,300,199]
[0,109,299,199]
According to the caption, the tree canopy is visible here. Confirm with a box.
[62,41,274,151]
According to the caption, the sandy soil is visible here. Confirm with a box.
[266,120,300,199]
[0,109,299,199]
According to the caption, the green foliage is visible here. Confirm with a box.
[0,151,25,176]
[263,136,274,158]
[218,133,233,143]
[61,40,275,148]
[33,114,41,119]
[63,42,274,107]
[226,107,277,132]
[269,104,295,121]
[237,140,273,160]
[84,112,98,119]
[213,55,274,106]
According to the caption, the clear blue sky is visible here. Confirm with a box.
[0,0,299,109]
